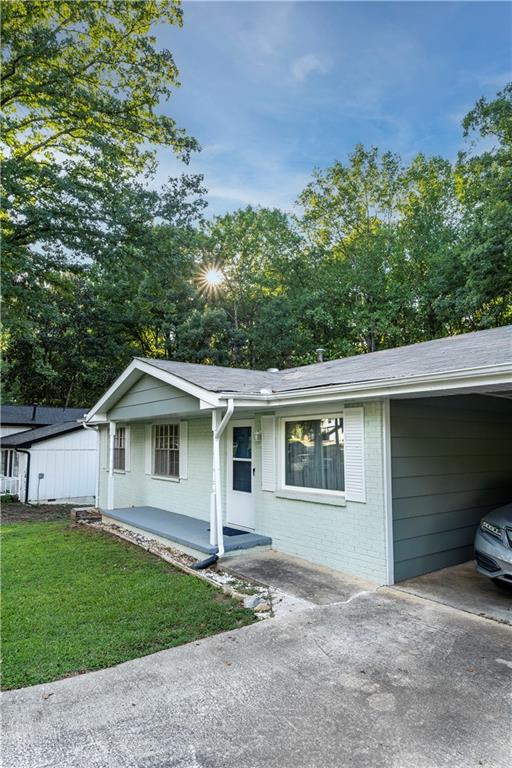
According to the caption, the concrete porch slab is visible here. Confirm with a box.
[393,561,512,624]
[104,506,271,556]
[225,550,377,605]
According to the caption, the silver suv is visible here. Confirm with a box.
[474,502,512,588]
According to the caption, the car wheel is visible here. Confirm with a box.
[491,578,512,592]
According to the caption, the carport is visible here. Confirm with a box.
[391,393,512,582]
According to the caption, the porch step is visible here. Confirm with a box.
[103,506,272,556]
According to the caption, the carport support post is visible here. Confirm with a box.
[107,421,116,511]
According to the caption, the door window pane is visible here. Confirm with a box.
[285,418,344,491]
[233,460,251,492]
[233,426,252,459]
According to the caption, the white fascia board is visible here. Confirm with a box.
[220,363,512,409]
[86,359,220,423]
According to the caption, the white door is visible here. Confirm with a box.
[226,420,255,530]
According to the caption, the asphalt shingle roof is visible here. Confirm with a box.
[1,421,84,448]
[0,405,88,427]
[139,325,512,396]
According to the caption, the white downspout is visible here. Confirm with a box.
[107,421,116,511]
[82,421,100,507]
[210,399,234,559]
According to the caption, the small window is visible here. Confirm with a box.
[2,449,18,478]
[113,427,126,471]
[153,424,179,478]
[285,417,344,492]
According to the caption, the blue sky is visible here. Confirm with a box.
[155,1,511,216]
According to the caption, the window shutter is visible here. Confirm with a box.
[145,424,152,475]
[179,421,188,479]
[100,427,109,470]
[344,407,366,503]
[124,426,131,472]
[261,415,276,491]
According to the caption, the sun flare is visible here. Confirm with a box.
[197,264,225,295]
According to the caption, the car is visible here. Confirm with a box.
[474,502,512,588]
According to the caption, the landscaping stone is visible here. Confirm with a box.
[71,507,101,522]
[243,594,262,609]
[253,601,271,613]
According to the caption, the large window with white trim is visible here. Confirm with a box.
[153,424,179,478]
[284,417,344,492]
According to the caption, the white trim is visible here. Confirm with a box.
[107,422,115,510]
[344,407,366,503]
[382,399,394,586]
[277,411,346,500]
[260,415,276,491]
[85,358,221,423]
[215,363,512,408]
[179,421,188,479]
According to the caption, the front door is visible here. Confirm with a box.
[226,421,255,530]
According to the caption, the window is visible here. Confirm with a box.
[285,417,344,492]
[153,424,179,478]
[1,449,18,478]
[113,427,126,471]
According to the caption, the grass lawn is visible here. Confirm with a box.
[1,520,255,690]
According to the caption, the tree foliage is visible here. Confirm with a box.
[1,2,510,406]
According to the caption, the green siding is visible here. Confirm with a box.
[391,395,512,581]
[108,374,199,420]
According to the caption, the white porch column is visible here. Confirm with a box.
[210,410,220,547]
[107,421,116,511]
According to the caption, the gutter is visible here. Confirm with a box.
[14,448,31,504]
[211,398,234,559]
[213,362,512,407]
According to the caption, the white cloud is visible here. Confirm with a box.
[290,53,331,83]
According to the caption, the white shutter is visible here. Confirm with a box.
[145,424,153,475]
[124,426,131,472]
[261,415,276,491]
[100,427,109,470]
[344,407,366,503]
[179,421,188,479]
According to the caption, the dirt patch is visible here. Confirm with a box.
[1,502,75,524]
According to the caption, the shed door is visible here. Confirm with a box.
[226,421,255,530]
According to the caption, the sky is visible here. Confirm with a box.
[155,1,511,216]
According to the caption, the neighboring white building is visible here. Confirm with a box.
[1,405,97,504]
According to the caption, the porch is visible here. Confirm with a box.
[104,506,272,557]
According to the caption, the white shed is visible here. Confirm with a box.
[1,421,98,504]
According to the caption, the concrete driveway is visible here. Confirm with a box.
[3,589,511,768]
[393,561,512,625]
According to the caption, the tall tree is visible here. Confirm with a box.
[454,83,512,328]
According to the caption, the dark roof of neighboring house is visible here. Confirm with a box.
[0,404,88,427]
[1,421,84,448]
[138,325,512,395]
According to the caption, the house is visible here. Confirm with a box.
[0,405,97,504]
[85,326,512,585]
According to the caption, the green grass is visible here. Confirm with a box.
[1,521,254,690]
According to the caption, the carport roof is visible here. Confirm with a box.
[138,325,512,395]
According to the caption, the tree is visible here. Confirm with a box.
[1,0,205,405]
[454,84,512,328]
[195,207,308,368]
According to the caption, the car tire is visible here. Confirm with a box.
[491,578,512,592]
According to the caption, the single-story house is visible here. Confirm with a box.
[86,326,512,584]
[1,405,97,504]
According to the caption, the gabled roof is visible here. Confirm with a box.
[1,421,84,448]
[0,404,88,427]
[138,325,512,395]
[87,325,512,421]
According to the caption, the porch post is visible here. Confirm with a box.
[210,411,219,547]
[107,421,116,511]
